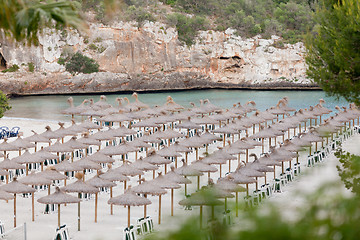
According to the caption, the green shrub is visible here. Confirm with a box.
[167,13,208,46]
[65,52,99,74]
[88,43,98,51]
[28,62,35,72]
[124,5,156,27]
[2,64,20,73]
[0,90,11,118]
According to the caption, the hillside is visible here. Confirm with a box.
[0,0,318,95]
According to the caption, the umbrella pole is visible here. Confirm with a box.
[229,159,232,173]
[282,162,284,174]
[78,193,81,231]
[236,192,238,217]
[255,177,258,190]
[185,182,187,196]
[41,162,43,171]
[269,138,271,151]
[14,194,16,228]
[127,206,131,228]
[171,189,174,216]
[153,170,155,179]
[185,152,188,164]
[32,190,35,222]
[144,194,147,218]
[246,184,249,197]
[110,187,113,215]
[197,175,200,190]
[124,181,127,191]
[175,156,177,168]
[262,138,264,153]
[225,198,227,212]
[220,164,222,178]
[95,193,98,223]
[196,148,198,161]
[274,166,276,179]
[158,195,162,224]
[223,135,226,147]
[246,149,249,163]
[58,204,61,228]
[200,206,203,229]
[26,165,28,176]
[165,164,167,174]
[48,185,51,195]
[265,174,267,184]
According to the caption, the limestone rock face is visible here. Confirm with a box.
[0,21,313,95]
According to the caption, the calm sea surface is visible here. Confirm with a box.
[4,90,348,121]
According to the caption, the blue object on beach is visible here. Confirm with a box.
[0,126,9,139]
[9,127,20,138]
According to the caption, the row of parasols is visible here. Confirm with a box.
[1,94,359,232]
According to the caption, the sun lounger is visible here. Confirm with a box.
[54,224,70,240]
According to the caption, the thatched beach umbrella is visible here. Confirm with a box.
[0,157,25,184]
[38,167,67,194]
[62,136,88,161]
[153,173,181,217]
[114,162,144,189]
[0,189,14,201]
[13,149,45,175]
[62,172,99,231]
[143,151,172,178]
[227,171,257,196]
[1,177,35,227]
[25,130,52,152]
[86,174,116,223]
[108,187,152,227]
[131,179,167,224]
[37,187,80,228]
[191,161,218,190]
[73,158,101,181]
[100,167,130,215]
[178,189,223,228]
[215,177,246,217]
[0,139,21,156]
[19,171,52,221]
[175,159,203,195]
[10,135,36,155]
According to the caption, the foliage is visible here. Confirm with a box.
[64,51,99,74]
[336,150,360,195]
[144,183,360,240]
[123,5,156,27]
[305,0,360,105]
[2,64,19,73]
[28,62,35,72]
[167,13,208,46]
[0,0,85,45]
[0,90,11,118]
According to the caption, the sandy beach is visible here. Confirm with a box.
[0,114,357,240]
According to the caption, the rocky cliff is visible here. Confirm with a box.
[0,21,316,96]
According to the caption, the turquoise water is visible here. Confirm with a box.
[4,90,348,121]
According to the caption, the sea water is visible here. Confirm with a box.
[5,90,349,121]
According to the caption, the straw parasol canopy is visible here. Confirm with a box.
[90,129,117,141]
[19,172,52,221]
[178,188,223,228]
[73,158,101,171]
[153,173,181,218]
[10,135,36,149]
[0,157,25,183]
[131,179,167,223]
[86,174,116,222]
[77,132,102,146]
[165,166,192,184]
[62,173,99,230]
[0,189,14,200]
[13,150,45,175]
[175,118,202,130]
[86,152,115,164]
[108,187,152,227]
[114,162,144,177]
[25,130,52,144]
[45,140,74,153]
[100,143,138,157]
[37,186,81,227]
[0,169,9,176]
[1,177,35,227]
[53,159,83,172]
[62,136,88,150]
[131,157,159,171]
[100,169,130,182]
[143,151,172,175]
[0,139,21,155]
[39,126,63,140]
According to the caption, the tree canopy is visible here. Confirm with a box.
[0,0,86,45]
[305,0,360,105]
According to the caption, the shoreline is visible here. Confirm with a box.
[7,85,321,98]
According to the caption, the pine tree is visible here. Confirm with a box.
[305,0,360,105]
